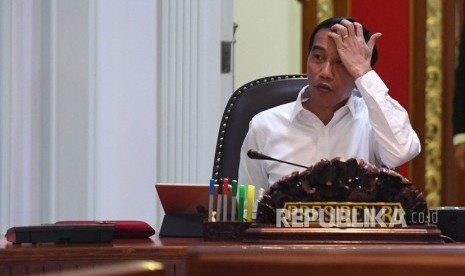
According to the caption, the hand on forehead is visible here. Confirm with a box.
[330,19,363,39]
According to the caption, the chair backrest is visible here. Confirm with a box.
[212,74,308,182]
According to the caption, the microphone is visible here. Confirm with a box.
[247,150,308,169]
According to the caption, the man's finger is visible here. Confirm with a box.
[367,33,382,51]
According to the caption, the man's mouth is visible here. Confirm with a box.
[315,83,332,92]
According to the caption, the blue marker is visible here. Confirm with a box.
[208,179,215,222]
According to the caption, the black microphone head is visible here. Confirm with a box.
[247,149,268,160]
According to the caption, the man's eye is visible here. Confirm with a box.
[312,54,323,61]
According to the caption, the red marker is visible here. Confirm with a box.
[222,178,229,221]
[216,179,223,222]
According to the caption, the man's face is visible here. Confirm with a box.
[306,28,356,111]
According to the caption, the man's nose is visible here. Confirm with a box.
[320,62,333,79]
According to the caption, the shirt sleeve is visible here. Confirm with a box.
[355,70,421,168]
[238,119,271,192]
[453,133,465,146]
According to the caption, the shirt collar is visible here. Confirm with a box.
[290,85,308,122]
[290,86,360,122]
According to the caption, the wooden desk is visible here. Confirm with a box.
[187,243,465,276]
[3,235,465,276]
[0,236,203,275]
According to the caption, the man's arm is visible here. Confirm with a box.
[330,19,420,168]
[356,71,421,168]
[455,143,465,170]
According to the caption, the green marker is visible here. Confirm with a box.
[231,180,238,221]
[238,185,246,222]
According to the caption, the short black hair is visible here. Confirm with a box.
[307,17,378,67]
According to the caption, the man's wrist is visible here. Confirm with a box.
[354,69,374,83]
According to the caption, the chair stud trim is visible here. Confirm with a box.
[212,74,307,180]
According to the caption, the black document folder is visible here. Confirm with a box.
[5,224,115,244]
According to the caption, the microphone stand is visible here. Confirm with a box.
[247,150,308,169]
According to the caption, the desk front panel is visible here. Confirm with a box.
[0,237,198,275]
[3,236,465,276]
[187,243,465,276]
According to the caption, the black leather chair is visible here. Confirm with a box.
[212,74,308,182]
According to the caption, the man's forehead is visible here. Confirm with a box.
[310,29,338,54]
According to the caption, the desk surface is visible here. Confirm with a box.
[4,235,465,256]
[0,236,198,263]
[2,235,465,275]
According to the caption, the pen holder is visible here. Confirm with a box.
[202,221,253,241]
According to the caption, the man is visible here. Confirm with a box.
[453,19,465,170]
[238,17,421,191]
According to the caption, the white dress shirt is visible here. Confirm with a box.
[238,70,421,191]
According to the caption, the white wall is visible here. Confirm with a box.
[0,0,233,234]
[93,0,159,226]
[0,0,48,231]
[0,0,298,234]
[233,0,301,89]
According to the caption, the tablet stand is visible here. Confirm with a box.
[159,213,205,237]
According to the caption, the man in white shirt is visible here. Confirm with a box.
[238,17,421,192]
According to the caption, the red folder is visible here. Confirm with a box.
[55,220,155,239]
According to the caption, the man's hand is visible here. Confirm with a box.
[328,19,382,79]
[455,143,465,170]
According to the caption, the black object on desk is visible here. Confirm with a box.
[5,224,115,244]
[159,213,204,237]
[430,207,465,242]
